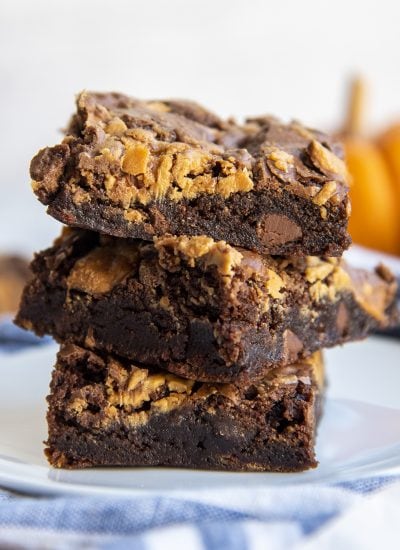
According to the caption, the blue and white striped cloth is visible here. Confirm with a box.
[0,320,400,550]
[0,476,400,549]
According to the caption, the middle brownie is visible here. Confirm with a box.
[16,228,398,383]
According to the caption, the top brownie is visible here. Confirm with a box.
[30,91,351,256]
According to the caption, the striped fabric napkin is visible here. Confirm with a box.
[0,474,399,549]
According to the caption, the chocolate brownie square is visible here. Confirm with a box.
[46,344,325,471]
[30,91,351,256]
[15,229,398,383]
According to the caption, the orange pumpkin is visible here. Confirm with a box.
[377,124,400,208]
[340,78,400,256]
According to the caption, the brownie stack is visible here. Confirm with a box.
[16,92,398,471]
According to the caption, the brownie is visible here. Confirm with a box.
[30,91,351,256]
[0,255,30,314]
[15,229,398,383]
[46,344,324,471]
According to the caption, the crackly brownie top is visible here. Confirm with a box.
[55,344,323,430]
[31,91,349,218]
[48,229,398,329]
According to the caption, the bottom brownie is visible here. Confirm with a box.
[46,345,324,472]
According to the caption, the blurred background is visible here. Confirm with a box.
[1,0,400,257]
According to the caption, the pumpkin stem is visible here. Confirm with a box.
[344,76,367,136]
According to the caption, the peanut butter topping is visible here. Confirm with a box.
[146,101,171,113]
[258,351,323,390]
[31,91,349,218]
[123,209,147,223]
[265,269,285,299]
[346,266,397,322]
[99,359,233,423]
[105,117,128,135]
[305,257,353,303]
[121,143,150,175]
[303,255,396,321]
[308,140,348,181]
[308,351,324,390]
[155,235,243,276]
[67,242,138,294]
[305,261,335,283]
[355,283,388,322]
[267,148,295,172]
[308,280,330,302]
[312,181,338,206]
[65,347,323,428]
[151,394,186,413]
[94,127,255,205]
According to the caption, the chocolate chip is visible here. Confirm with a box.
[256,214,302,246]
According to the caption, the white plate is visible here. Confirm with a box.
[0,337,399,497]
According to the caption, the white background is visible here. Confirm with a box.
[1,0,400,254]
